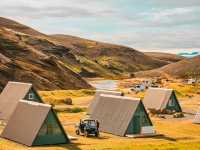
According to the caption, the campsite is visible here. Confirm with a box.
[0,78,200,149]
[0,2,200,149]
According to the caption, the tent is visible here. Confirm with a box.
[0,81,43,122]
[1,100,70,146]
[88,90,123,115]
[143,88,182,112]
[90,94,153,136]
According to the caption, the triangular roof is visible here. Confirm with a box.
[143,88,175,110]
[0,81,42,121]
[88,90,123,115]
[90,94,142,136]
[1,100,69,146]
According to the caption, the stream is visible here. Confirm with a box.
[89,79,118,90]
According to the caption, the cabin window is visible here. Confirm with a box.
[168,99,174,106]
[28,93,34,100]
[47,123,54,134]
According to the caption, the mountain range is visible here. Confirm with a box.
[0,17,190,90]
[135,55,200,78]
[178,51,199,58]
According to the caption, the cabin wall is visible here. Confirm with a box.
[126,103,152,135]
[24,88,42,103]
[166,92,182,112]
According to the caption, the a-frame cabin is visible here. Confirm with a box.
[0,81,43,122]
[1,100,70,146]
[90,94,153,136]
[143,88,182,113]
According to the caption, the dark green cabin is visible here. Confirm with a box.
[166,91,182,112]
[24,88,43,103]
[126,101,152,135]
[33,110,69,146]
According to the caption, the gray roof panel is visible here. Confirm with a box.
[90,95,140,136]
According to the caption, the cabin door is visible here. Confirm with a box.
[133,116,141,134]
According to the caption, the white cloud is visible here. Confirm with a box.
[85,26,200,52]
[150,8,195,21]
[0,0,200,51]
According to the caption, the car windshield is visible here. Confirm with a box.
[84,120,96,127]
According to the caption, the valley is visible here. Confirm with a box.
[0,17,200,150]
[0,78,200,150]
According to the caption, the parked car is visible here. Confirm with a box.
[75,119,99,137]
[187,79,196,85]
[131,84,145,92]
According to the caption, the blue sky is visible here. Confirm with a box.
[1,0,200,53]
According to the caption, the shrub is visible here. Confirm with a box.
[54,107,86,113]
[70,107,85,113]
[63,98,73,105]
[173,112,184,118]
[38,89,95,105]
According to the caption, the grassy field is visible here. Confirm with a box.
[1,113,200,150]
[1,80,200,150]
[39,89,95,105]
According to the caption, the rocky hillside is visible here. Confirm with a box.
[135,56,200,78]
[50,34,168,78]
[0,17,44,36]
[0,17,171,90]
[145,52,184,63]
[0,27,91,90]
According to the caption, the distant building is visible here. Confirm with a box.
[1,100,69,146]
[143,79,153,88]
[130,84,145,92]
[187,79,196,85]
[143,88,182,113]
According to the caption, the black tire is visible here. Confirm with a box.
[76,130,80,135]
[95,131,99,137]
[84,131,89,137]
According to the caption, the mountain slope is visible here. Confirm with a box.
[0,17,44,36]
[145,52,184,63]
[0,17,170,88]
[50,34,169,78]
[0,27,91,90]
[135,56,200,78]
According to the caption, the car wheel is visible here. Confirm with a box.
[84,131,89,137]
[95,132,99,137]
[76,130,80,135]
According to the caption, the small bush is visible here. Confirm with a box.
[161,109,174,115]
[149,109,162,116]
[185,94,194,98]
[149,108,175,115]
[173,112,184,118]
[63,98,73,105]
[54,107,86,113]
[38,89,95,105]
[70,107,85,113]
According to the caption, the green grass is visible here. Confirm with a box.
[78,56,116,78]
[39,89,95,105]
[63,62,82,74]
[167,83,200,98]
[87,141,200,150]
[54,107,86,113]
